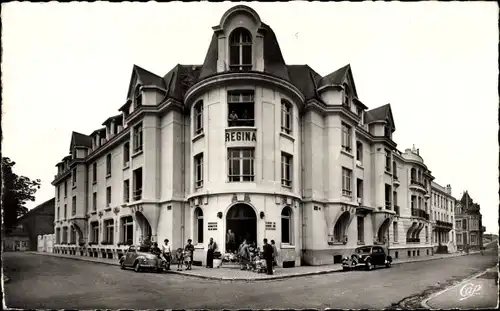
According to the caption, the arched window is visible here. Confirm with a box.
[229,28,252,71]
[281,206,293,244]
[410,168,416,182]
[194,207,204,244]
[342,84,350,108]
[281,99,293,135]
[333,212,350,242]
[194,100,203,135]
[134,85,142,108]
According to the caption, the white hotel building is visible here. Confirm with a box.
[52,5,456,266]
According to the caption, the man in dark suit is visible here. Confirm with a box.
[262,238,274,275]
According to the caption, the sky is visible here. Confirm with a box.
[2,2,498,234]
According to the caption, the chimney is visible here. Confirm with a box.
[446,184,452,195]
[417,148,420,155]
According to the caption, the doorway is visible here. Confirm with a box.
[226,203,257,250]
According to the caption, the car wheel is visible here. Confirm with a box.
[120,261,126,270]
[365,260,373,271]
[134,262,141,273]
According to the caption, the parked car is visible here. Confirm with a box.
[119,245,163,273]
[342,245,392,271]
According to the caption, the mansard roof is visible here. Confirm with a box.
[365,103,396,130]
[69,131,92,152]
[162,64,202,102]
[286,65,323,100]
[102,114,122,126]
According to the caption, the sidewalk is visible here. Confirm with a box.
[422,265,499,309]
[28,251,468,281]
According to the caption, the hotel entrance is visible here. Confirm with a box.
[226,203,257,251]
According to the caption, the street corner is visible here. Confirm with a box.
[422,266,499,309]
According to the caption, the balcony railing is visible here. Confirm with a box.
[410,180,426,189]
[411,208,429,220]
[436,220,453,229]
[228,119,255,127]
[133,189,142,201]
[406,238,421,243]
[385,201,392,210]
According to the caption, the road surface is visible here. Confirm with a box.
[4,247,497,309]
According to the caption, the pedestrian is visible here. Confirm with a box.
[161,239,172,270]
[226,229,236,253]
[207,237,218,268]
[238,239,250,270]
[263,238,274,275]
[271,240,279,269]
[184,239,195,270]
[150,242,161,256]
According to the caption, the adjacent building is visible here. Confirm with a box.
[2,198,55,251]
[455,191,484,251]
[51,5,462,266]
[430,182,456,253]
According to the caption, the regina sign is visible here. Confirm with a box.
[225,131,257,143]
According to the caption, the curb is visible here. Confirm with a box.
[420,264,498,309]
[28,251,467,282]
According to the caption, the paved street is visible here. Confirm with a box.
[4,247,497,310]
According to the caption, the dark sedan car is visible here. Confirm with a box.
[342,245,392,271]
[119,245,163,273]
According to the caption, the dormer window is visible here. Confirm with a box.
[343,85,350,108]
[134,85,142,109]
[229,28,252,72]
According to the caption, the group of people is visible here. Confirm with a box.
[142,237,195,271]
[237,238,279,275]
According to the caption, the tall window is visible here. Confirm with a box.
[341,123,352,152]
[356,141,363,162]
[62,227,68,243]
[64,181,68,198]
[393,191,399,214]
[228,148,255,182]
[281,207,292,244]
[411,168,416,182]
[281,153,292,187]
[64,204,67,219]
[57,185,61,201]
[106,153,112,176]
[227,90,254,127]
[229,28,252,71]
[194,153,204,188]
[70,228,76,244]
[356,178,363,202]
[134,86,142,109]
[343,85,350,108]
[92,192,97,211]
[194,207,204,244]
[104,219,114,244]
[385,184,392,209]
[57,205,60,220]
[342,168,352,197]
[123,142,130,167]
[123,179,130,203]
[393,161,397,179]
[133,122,143,153]
[384,124,392,139]
[133,168,143,200]
[194,100,204,135]
[357,216,364,243]
[72,196,76,216]
[91,222,99,244]
[121,216,134,244]
[281,99,293,135]
[425,226,429,242]
[385,149,391,172]
[92,162,97,183]
[393,222,398,242]
[106,186,112,207]
[72,169,77,187]
[56,228,61,244]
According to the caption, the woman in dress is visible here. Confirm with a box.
[206,237,218,268]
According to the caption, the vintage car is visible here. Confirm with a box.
[119,245,163,273]
[342,245,392,271]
